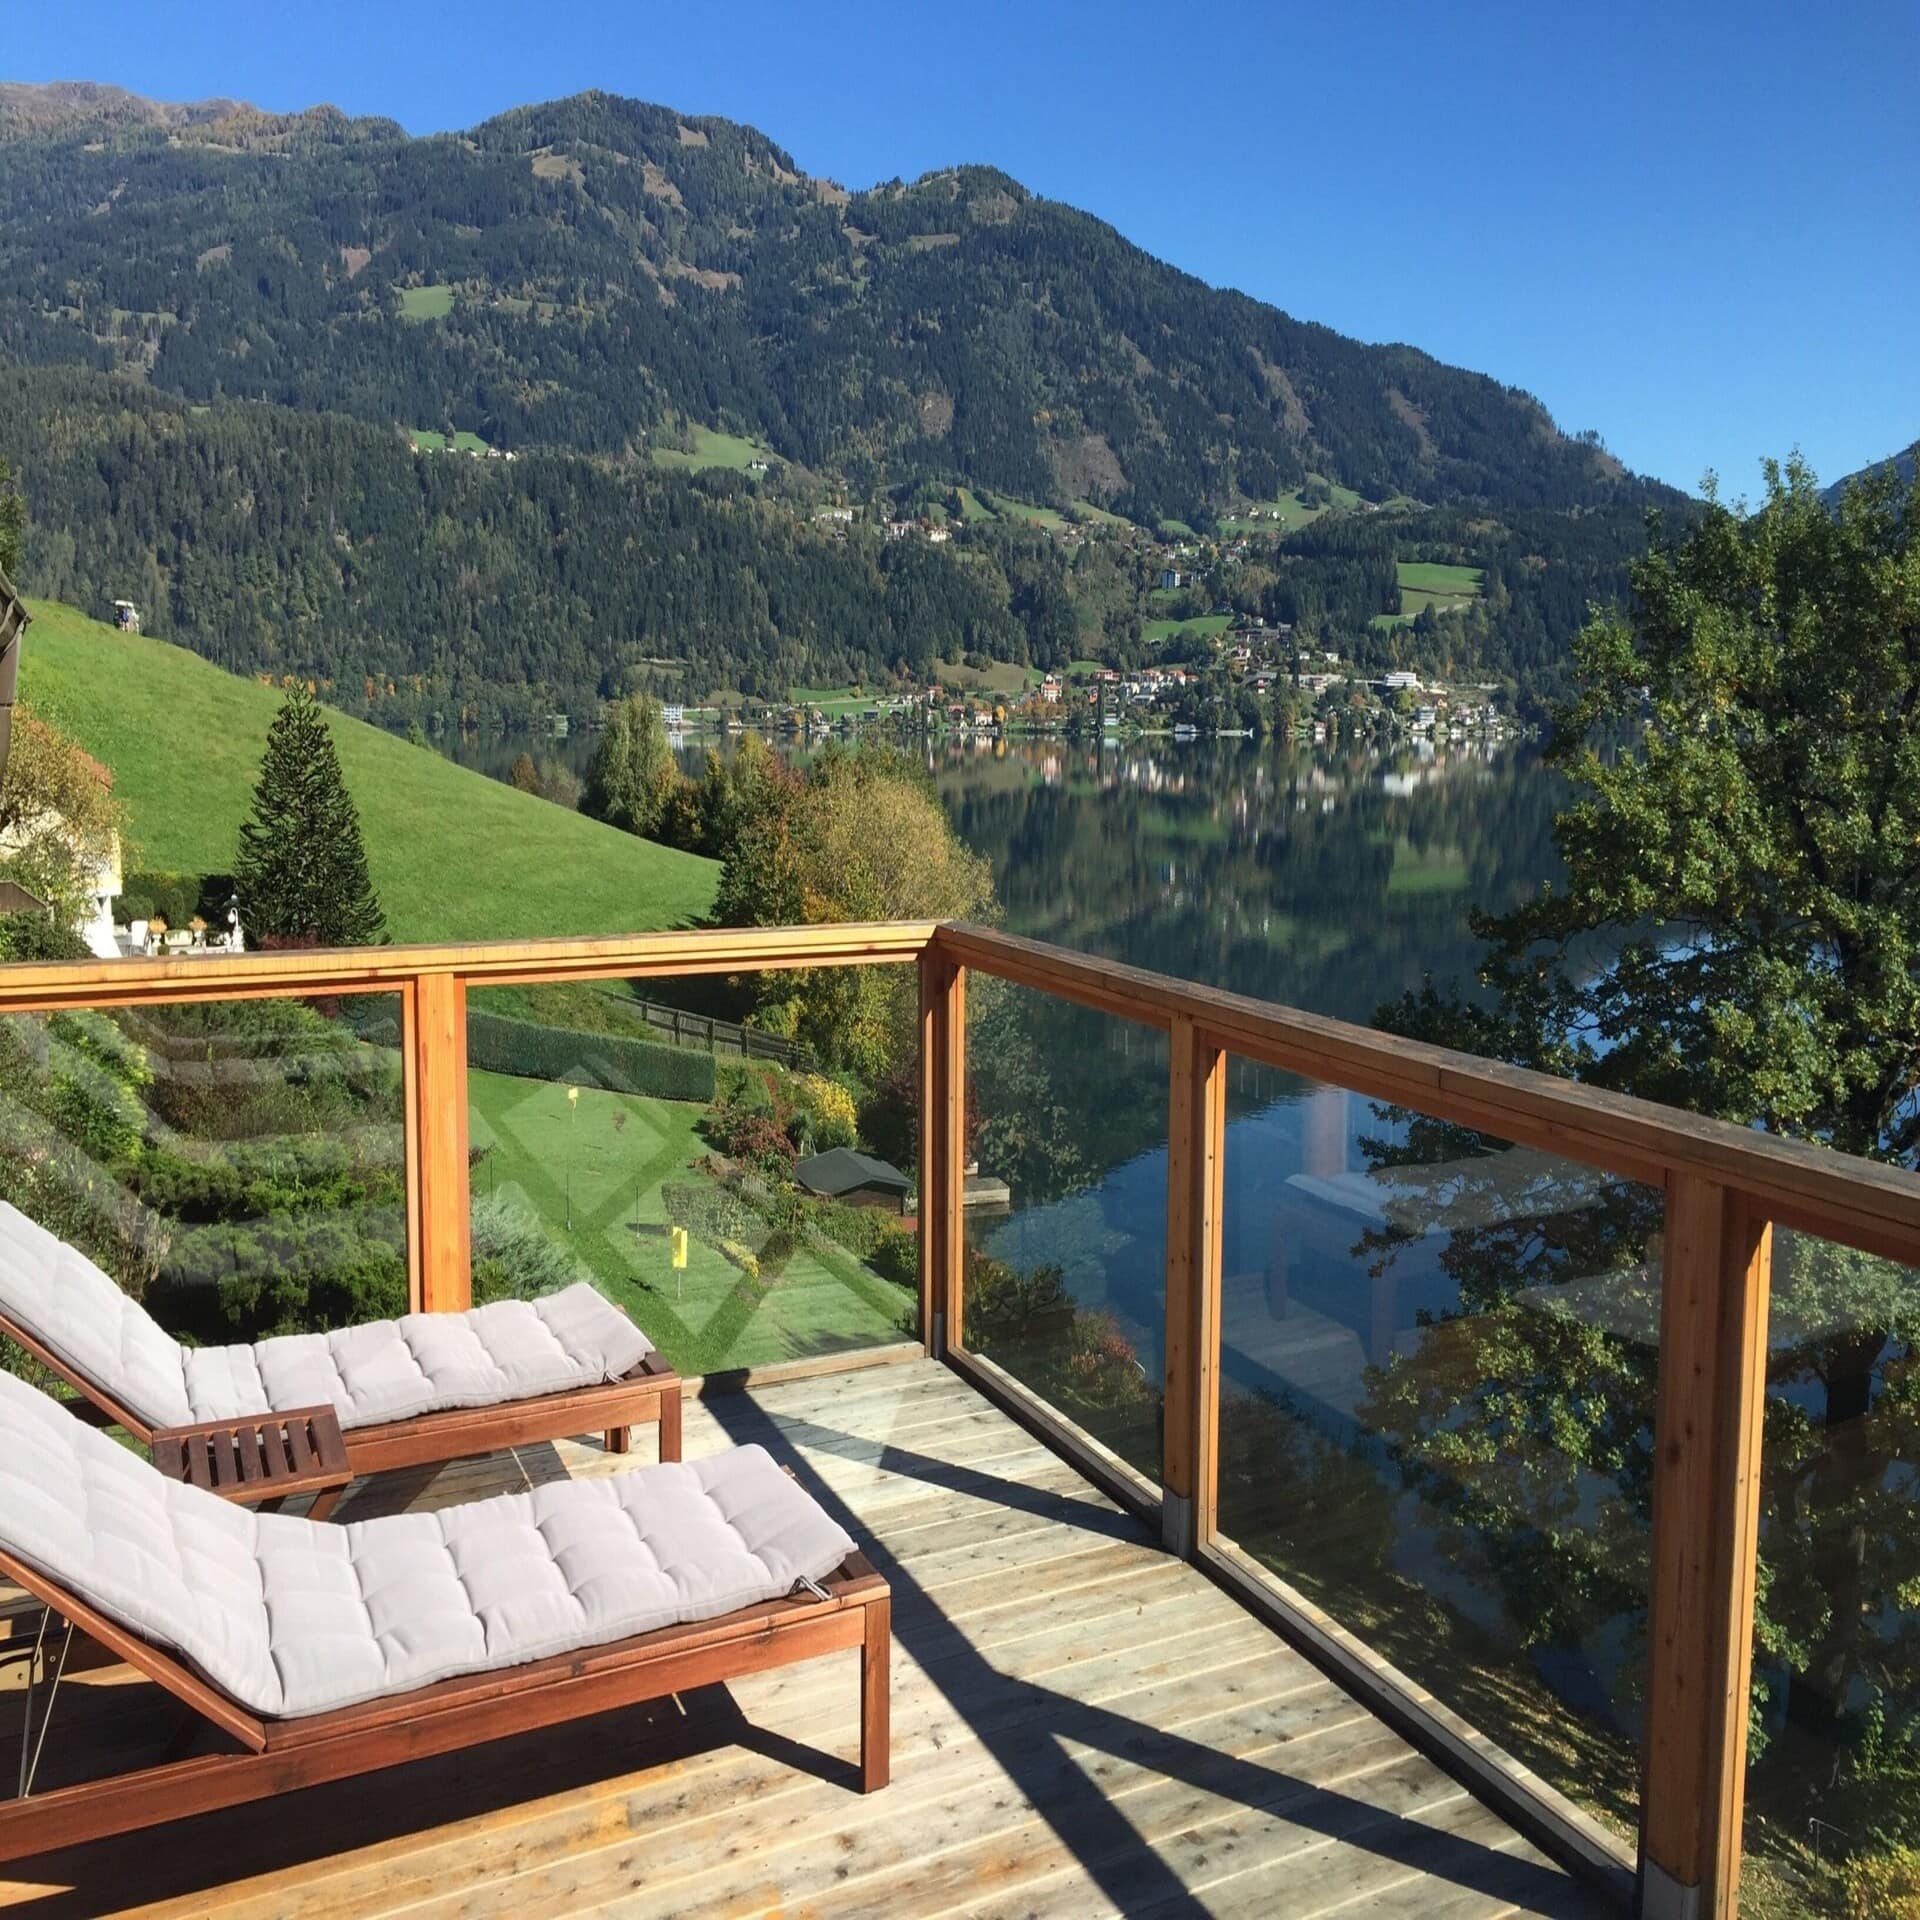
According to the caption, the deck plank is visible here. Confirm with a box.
[0,1357,1605,1920]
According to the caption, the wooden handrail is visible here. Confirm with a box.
[0,922,938,1009]
[933,921,1920,1267]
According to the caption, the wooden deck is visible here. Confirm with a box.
[0,1358,1611,1919]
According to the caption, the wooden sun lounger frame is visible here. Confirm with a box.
[0,1541,889,1861]
[0,1305,685,1477]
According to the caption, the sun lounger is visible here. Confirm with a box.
[0,1201,683,1479]
[0,1367,889,1858]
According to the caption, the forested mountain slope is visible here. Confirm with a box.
[0,84,1667,522]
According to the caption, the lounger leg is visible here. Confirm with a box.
[658,1385,683,1464]
[308,1487,345,1522]
[860,1594,890,1793]
[604,1425,630,1455]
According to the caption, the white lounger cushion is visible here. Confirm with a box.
[0,1367,854,1718]
[0,1201,653,1433]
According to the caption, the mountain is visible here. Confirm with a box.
[18,598,718,941]
[1824,442,1917,504]
[0,84,1665,524]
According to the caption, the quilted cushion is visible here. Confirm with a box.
[0,1202,654,1433]
[0,1368,854,1718]
[180,1288,655,1430]
[0,1202,193,1429]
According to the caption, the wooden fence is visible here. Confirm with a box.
[625,993,811,1067]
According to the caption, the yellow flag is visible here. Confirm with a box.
[671,1226,689,1270]
[566,1085,579,1106]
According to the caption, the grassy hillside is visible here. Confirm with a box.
[18,601,719,943]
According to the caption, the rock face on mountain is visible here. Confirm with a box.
[0,86,1660,522]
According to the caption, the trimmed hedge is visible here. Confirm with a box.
[467,1010,717,1103]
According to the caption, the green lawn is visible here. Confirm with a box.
[1395,561,1484,596]
[933,659,1039,696]
[1143,613,1232,645]
[954,487,997,523]
[649,426,775,473]
[1372,561,1485,629]
[20,601,719,943]
[468,1069,911,1375]
[409,428,492,454]
[982,493,1067,531]
[397,285,453,322]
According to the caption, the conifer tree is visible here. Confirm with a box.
[234,686,386,946]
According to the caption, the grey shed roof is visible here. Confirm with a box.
[794,1147,913,1198]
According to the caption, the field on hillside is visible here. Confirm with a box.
[20,602,718,943]
[468,1069,909,1374]
[649,426,775,472]
[1143,613,1232,645]
[934,659,1039,696]
[1221,478,1365,536]
[409,428,491,453]
[397,285,453,321]
[1375,561,1484,628]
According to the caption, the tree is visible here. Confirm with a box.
[507,751,541,793]
[712,743,995,1078]
[234,687,385,947]
[1370,457,1920,1884]
[1422,457,1920,1155]
[582,693,677,838]
[0,707,126,925]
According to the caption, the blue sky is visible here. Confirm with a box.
[12,1,1916,495]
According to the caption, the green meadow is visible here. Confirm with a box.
[649,425,776,472]
[397,284,454,321]
[20,602,718,943]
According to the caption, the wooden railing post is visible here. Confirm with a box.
[403,973,472,1314]
[919,950,965,1358]
[1642,1176,1772,1920]
[1163,1015,1226,1558]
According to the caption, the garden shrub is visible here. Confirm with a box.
[44,1047,147,1169]
[812,1199,917,1286]
[659,1180,761,1247]
[467,1009,716,1103]
[0,916,88,965]
[1843,1845,1920,1919]
[717,1238,760,1281]
[194,1206,409,1340]
[470,1190,589,1302]
[795,1074,859,1151]
[120,871,188,928]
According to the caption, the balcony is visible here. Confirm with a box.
[0,920,1911,1916]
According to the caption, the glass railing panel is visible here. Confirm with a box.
[1743,1228,1920,1918]
[466,975,919,1376]
[960,979,1167,1484]
[0,993,408,1371]
[1213,1067,1661,1851]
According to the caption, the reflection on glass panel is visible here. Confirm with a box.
[962,980,1166,1483]
[1743,1229,1920,1917]
[1214,1072,1660,1849]
[0,995,407,1356]
[465,977,919,1378]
